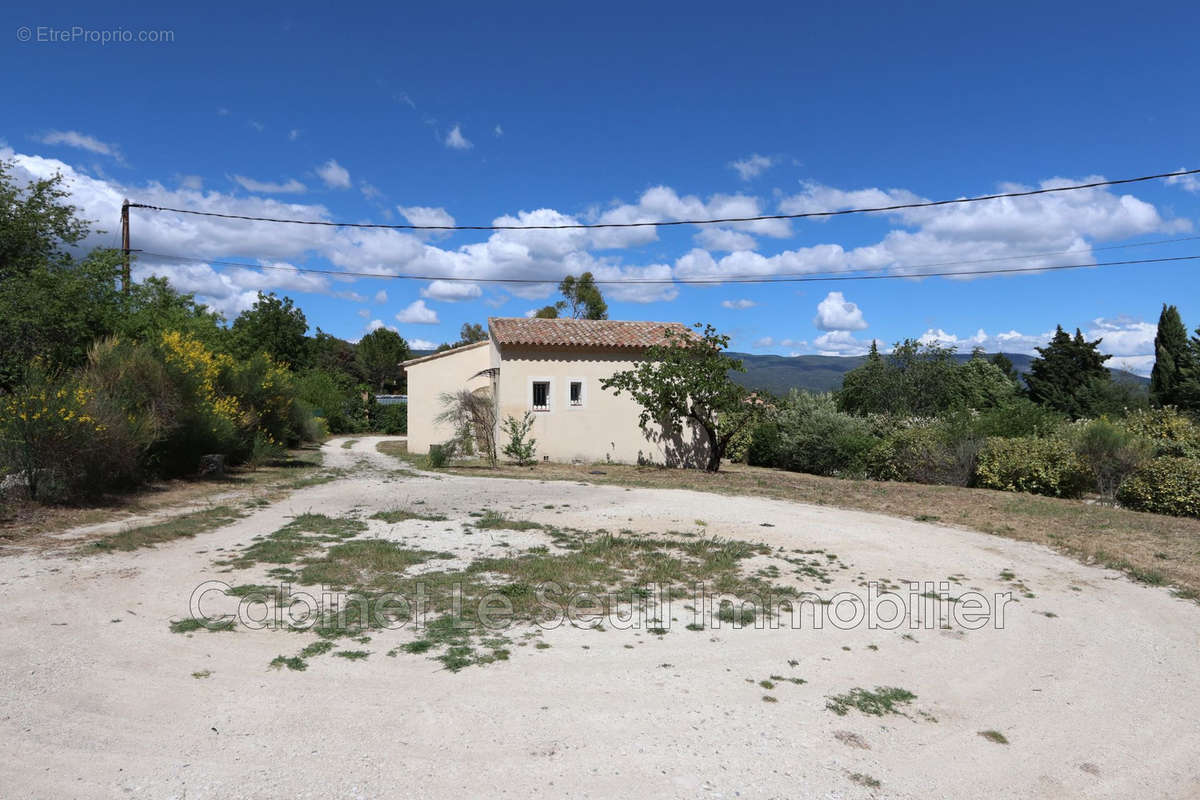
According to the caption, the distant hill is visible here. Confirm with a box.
[727,352,1149,396]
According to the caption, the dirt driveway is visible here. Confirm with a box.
[1,436,1198,799]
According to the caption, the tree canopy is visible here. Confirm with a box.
[601,324,758,471]
[837,340,1014,416]
[1024,326,1113,419]
[231,292,311,368]
[356,327,410,393]
[535,272,608,319]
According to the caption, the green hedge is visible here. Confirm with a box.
[975,436,1092,498]
[1116,457,1200,517]
[374,402,407,435]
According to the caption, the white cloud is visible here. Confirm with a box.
[178,175,204,190]
[494,125,504,137]
[38,130,123,162]
[398,205,455,229]
[421,280,482,301]
[366,318,399,334]
[232,174,307,194]
[288,129,300,142]
[813,331,875,356]
[730,154,773,181]
[396,299,439,324]
[250,121,265,132]
[357,308,370,318]
[360,182,382,200]
[1166,168,1200,193]
[721,299,756,310]
[813,291,868,331]
[409,338,437,350]
[445,125,472,150]
[316,159,351,189]
[695,227,757,252]
[590,185,792,251]
[373,289,388,304]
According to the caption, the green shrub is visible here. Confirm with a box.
[427,444,449,468]
[1116,456,1200,517]
[501,412,538,465]
[295,369,368,434]
[1074,419,1152,500]
[1121,407,1200,458]
[747,391,875,476]
[0,361,152,502]
[975,436,1092,498]
[865,421,979,486]
[374,402,407,435]
[970,397,1065,439]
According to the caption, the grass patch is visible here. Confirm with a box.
[471,510,545,531]
[333,650,370,660]
[299,640,335,658]
[191,670,212,679]
[88,506,244,552]
[269,655,307,671]
[979,729,1009,744]
[826,686,917,717]
[370,508,449,523]
[218,513,367,569]
[169,617,235,634]
[416,458,1200,601]
[297,539,451,588]
[341,439,359,449]
[848,772,881,789]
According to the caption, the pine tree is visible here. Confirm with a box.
[1025,326,1112,419]
[1150,304,1193,407]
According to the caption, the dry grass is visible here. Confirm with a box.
[378,440,1200,600]
[0,446,325,551]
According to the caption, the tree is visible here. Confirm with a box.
[601,323,760,472]
[434,322,490,352]
[0,160,88,281]
[230,292,311,368]
[356,328,409,393]
[989,352,1020,384]
[458,322,488,343]
[535,272,608,320]
[1025,326,1112,419]
[1150,304,1198,409]
[0,162,127,390]
[836,340,1013,416]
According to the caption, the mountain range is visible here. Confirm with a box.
[726,352,1149,396]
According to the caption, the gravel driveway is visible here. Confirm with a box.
[1,436,1197,799]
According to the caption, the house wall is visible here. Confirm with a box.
[494,346,710,467]
[403,341,493,454]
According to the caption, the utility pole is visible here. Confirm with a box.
[120,199,131,294]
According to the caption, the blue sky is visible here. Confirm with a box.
[4,1,1200,372]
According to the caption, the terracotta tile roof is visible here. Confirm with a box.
[488,317,692,350]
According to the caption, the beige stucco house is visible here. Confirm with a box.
[403,317,710,467]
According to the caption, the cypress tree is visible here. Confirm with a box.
[1150,304,1192,407]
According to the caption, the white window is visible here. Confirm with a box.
[569,380,583,406]
[532,380,550,411]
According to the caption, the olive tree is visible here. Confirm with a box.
[601,323,759,472]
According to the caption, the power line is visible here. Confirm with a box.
[127,168,1200,232]
[134,251,1200,285]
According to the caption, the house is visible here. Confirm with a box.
[402,317,710,467]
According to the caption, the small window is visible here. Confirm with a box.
[569,380,583,406]
[532,381,550,411]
